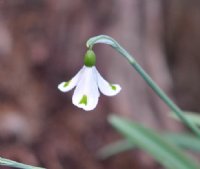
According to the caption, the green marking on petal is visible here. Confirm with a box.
[79,95,88,106]
[110,84,117,91]
[64,80,71,87]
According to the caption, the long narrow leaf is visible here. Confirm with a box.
[170,111,200,126]
[97,139,134,159]
[109,115,199,169]
[166,133,200,152]
[0,157,45,169]
[98,133,200,159]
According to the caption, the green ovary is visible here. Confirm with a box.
[79,95,88,106]
[84,50,96,67]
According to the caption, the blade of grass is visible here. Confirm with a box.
[170,111,200,126]
[109,115,199,169]
[98,133,200,159]
[165,133,200,152]
[97,139,134,159]
[0,157,45,169]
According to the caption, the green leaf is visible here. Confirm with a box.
[98,133,200,159]
[0,157,45,169]
[170,111,200,126]
[97,139,134,159]
[109,115,200,169]
[165,133,200,152]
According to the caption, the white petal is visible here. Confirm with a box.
[58,67,84,92]
[72,66,100,111]
[95,67,121,96]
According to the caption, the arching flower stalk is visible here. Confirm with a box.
[86,35,200,138]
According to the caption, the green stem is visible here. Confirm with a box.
[86,35,200,138]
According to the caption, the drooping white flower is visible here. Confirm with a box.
[58,50,121,111]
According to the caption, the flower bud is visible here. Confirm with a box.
[84,49,96,67]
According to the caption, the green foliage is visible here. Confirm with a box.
[170,111,200,126]
[108,115,200,169]
[97,139,134,159]
[98,133,200,159]
[0,157,45,169]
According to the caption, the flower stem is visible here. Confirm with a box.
[86,35,200,138]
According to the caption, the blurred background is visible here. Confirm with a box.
[0,0,200,169]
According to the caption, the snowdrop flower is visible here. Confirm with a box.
[58,50,121,111]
